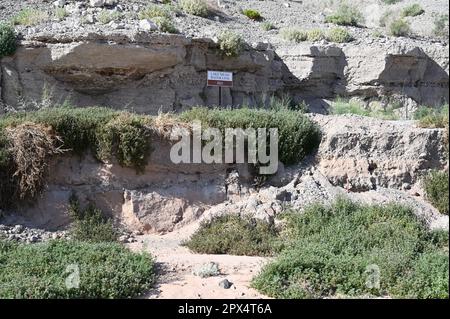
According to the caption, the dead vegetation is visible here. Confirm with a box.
[4,123,65,201]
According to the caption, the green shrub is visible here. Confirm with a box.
[306,29,325,42]
[242,9,262,21]
[252,198,449,298]
[12,8,49,26]
[183,215,281,256]
[389,18,411,36]
[54,7,69,21]
[326,27,353,43]
[69,196,118,243]
[0,23,16,58]
[379,10,395,27]
[0,239,154,298]
[325,4,364,26]
[139,4,172,19]
[433,14,449,38]
[401,4,424,17]
[152,16,178,33]
[217,31,244,57]
[261,21,275,31]
[423,170,449,215]
[179,0,209,17]
[414,105,449,128]
[96,113,152,171]
[97,10,122,24]
[280,27,307,42]
[179,107,321,165]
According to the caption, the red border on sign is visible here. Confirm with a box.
[207,80,233,87]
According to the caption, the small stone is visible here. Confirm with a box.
[283,3,290,8]
[139,19,158,31]
[13,225,24,234]
[53,0,66,7]
[90,0,104,7]
[218,279,233,289]
[402,183,411,190]
[418,152,427,159]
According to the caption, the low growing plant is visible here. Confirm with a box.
[179,0,209,17]
[389,18,411,36]
[152,16,178,33]
[433,14,449,38]
[12,8,49,26]
[325,4,364,26]
[326,27,353,43]
[414,105,449,128]
[242,9,262,21]
[401,4,424,17]
[280,28,307,42]
[139,4,172,19]
[183,215,282,256]
[0,239,154,298]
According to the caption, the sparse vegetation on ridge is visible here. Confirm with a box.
[433,14,449,38]
[389,18,411,36]
[330,98,398,120]
[11,8,49,26]
[414,105,449,128]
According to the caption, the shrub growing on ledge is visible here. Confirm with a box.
[242,9,262,21]
[325,4,364,26]
[401,4,424,17]
[179,0,209,17]
[280,27,307,42]
[152,16,178,33]
[423,170,449,215]
[217,30,244,57]
[12,8,49,26]
[139,4,172,19]
[179,107,321,165]
[0,23,16,58]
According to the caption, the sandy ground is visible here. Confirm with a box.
[128,223,270,299]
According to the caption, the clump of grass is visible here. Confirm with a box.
[261,21,275,31]
[242,9,262,21]
[69,195,118,243]
[379,10,395,27]
[330,98,398,120]
[423,170,449,215]
[326,27,353,43]
[414,105,449,128]
[0,23,16,58]
[0,239,154,298]
[306,28,325,42]
[325,4,364,26]
[216,31,244,57]
[401,4,424,17]
[139,4,172,19]
[12,8,49,26]
[433,14,449,38]
[54,7,68,21]
[252,198,449,299]
[183,215,281,256]
[152,16,178,33]
[179,107,321,165]
[97,10,122,24]
[179,0,209,17]
[389,18,411,36]
[280,27,307,42]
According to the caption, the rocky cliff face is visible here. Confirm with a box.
[1,31,448,114]
[3,114,447,233]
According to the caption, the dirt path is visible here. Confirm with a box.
[128,224,270,299]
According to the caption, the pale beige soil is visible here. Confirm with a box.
[128,223,270,299]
